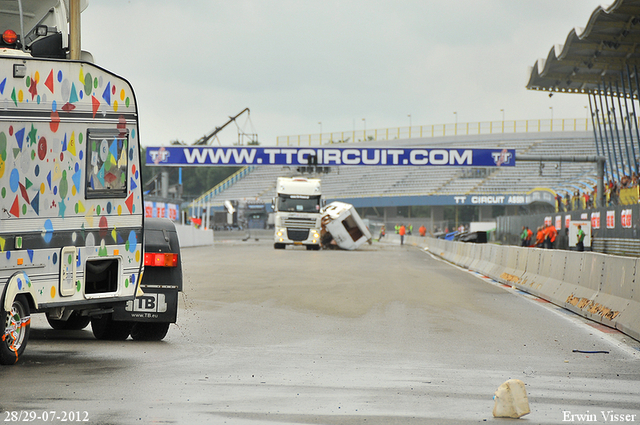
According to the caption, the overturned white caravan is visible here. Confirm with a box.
[320,202,371,250]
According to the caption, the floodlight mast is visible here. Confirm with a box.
[516,154,606,208]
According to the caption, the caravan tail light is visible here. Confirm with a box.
[144,252,179,267]
[3,29,18,45]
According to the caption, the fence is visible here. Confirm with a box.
[496,203,640,256]
[276,118,594,146]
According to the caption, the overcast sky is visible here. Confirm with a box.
[82,1,609,147]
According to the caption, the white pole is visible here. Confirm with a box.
[206,199,210,230]
[199,199,203,228]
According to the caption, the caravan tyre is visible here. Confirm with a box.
[130,322,170,341]
[91,314,133,341]
[0,295,30,365]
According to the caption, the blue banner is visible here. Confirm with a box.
[335,190,556,208]
[146,147,515,167]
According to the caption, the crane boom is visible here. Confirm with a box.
[193,108,251,146]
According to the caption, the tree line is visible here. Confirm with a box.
[140,147,240,201]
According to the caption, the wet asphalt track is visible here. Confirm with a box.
[1,230,639,424]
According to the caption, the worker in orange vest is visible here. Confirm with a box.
[399,224,406,245]
[545,224,557,249]
[535,226,545,247]
[418,225,426,237]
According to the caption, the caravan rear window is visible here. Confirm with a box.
[86,129,128,199]
[341,214,364,242]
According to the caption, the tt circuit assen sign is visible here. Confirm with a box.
[146,147,515,167]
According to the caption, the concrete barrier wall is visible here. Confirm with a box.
[175,224,214,248]
[402,235,640,342]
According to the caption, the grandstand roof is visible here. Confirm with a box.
[527,0,640,95]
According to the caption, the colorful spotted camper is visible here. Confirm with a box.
[0,1,144,364]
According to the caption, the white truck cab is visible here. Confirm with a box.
[273,177,322,250]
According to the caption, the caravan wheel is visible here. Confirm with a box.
[0,295,30,365]
[91,314,133,341]
[130,322,170,341]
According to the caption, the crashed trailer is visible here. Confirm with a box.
[321,202,372,250]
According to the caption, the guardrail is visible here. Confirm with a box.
[189,166,254,208]
[276,118,593,146]
[387,234,640,343]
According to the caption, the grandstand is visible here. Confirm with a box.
[192,131,598,219]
